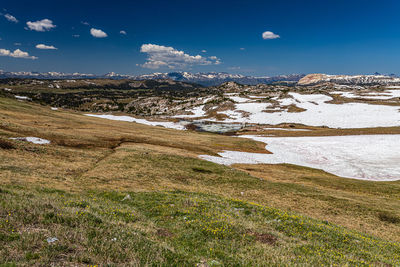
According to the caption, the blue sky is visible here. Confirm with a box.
[1,0,400,76]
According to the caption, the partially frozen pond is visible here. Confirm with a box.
[191,121,244,133]
[200,134,400,181]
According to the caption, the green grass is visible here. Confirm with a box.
[1,96,400,265]
[1,185,399,266]
[79,143,400,242]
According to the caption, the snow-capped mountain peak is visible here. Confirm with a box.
[298,73,400,85]
[0,70,305,86]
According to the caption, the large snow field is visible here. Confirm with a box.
[171,92,400,129]
[200,134,400,181]
[214,92,400,128]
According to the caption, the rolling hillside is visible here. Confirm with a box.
[1,97,400,265]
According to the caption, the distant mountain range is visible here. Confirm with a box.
[2,70,400,86]
[0,70,304,86]
[298,73,400,85]
[132,72,305,86]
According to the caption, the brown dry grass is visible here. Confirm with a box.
[232,164,400,241]
[286,104,307,113]
[1,96,400,243]
[0,97,267,154]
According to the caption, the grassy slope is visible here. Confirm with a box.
[2,186,400,266]
[1,97,400,266]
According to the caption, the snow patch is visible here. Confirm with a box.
[202,96,215,104]
[229,96,250,103]
[173,105,206,118]
[15,95,31,100]
[10,137,50,144]
[85,114,186,130]
[200,135,400,181]
[331,90,400,100]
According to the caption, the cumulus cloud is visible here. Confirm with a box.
[90,28,107,38]
[208,56,221,65]
[81,21,90,26]
[120,30,127,35]
[262,31,280,40]
[4,13,18,23]
[201,50,207,53]
[36,44,57,50]
[0,48,37,59]
[140,44,220,69]
[209,56,221,64]
[26,19,56,32]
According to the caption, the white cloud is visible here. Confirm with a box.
[140,44,221,69]
[36,44,57,50]
[0,48,37,59]
[72,34,80,38]
[26,19,56,32]
[4,13,18,23]
[240,47,245,50]
[14,43,21,46]
[262,31,280,40]
[81,21,90,26]
[201,50,207,53]
[209,56,221,65]
[120,30,127,35]
[90,28,107,38]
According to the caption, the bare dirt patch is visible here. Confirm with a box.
[0,138,15,149]
[247,231,278,245]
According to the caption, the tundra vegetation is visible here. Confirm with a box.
[1,83,400,265]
